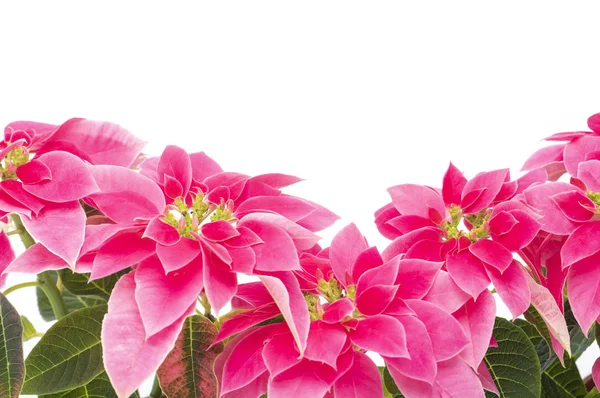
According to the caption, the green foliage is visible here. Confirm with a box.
[0,293,25,398]
[20,315,41,342]
[39,372,140,398]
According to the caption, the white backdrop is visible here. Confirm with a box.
[1,2,600,396]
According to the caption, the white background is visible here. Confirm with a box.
[1,2,600,396]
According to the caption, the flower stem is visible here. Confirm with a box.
[11,214,68,319]
[150,375,162,398]
[2,281,40,296]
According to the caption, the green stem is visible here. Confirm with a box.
[2,281,40,296]
[11,214,68,319]
[150,375,162,398]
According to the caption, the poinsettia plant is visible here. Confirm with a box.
[0,114,599,397]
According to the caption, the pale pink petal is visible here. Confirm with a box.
[530,274,571,354]
[214,303,280,344]
[461,169,509,214]
[135,255,203,337]
[577,160,600,191]
[454,290,496,370]
[433,357,485,398]
[262,331,301,377]
[564,135,600,176]
[143,217,181,246]
[384,315,436,384]
[477,360,499,395]
[329,223,368,286]
[442,162,467,207]
[268,359,337,398]
[91,232,156,280]
[386,364,433,398]
[189,151,223,182]
[322,298,355,324]
[406,299,469,361]
[21,201,85,267]
[567,251,600,336]
[15,159,52,184]
[295,199,339,232]
[333,351,383,398]
[348,314,409,358]
[4,243,66,274]
[521,144,564,171]
[469,239,512,274]
[202,244,237,312]
[561,221,600,269]
[446,250,490,299]
[87,165,165,223]
[157,145,192,196]
[305,321,347,369]
[235,196,315,222]
[221,372,268,398]
[22,151,99,202]
[356,284,398,316]
[487,260,530,319]
[423,270,471,313]
[250,173,302,189]
[396,258,443,299]
[156,238,201,273]
[102,272,193,398]
[388,184,447,221]
[259,272,309,356]
[381,227,442,261]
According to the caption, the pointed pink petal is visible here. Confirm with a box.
[295,199,339,232]
[406,299,469,361]
[386,215,434,235]
[442,162,467,206]
[16,159,52,184]
[268,359,338,398]
[490,209,541,252]
[0,231,15,276]
[386,364,433,398]
[21,201,85,266]
[156,238,201,273]
[329,223,367,286]
[550,190,595,222]
[593,358,600,390]
[201,220,240,242]
[81,223,137,255]
[577,160,600,191]
[530,274,571,354]
[388,184,447,221]
[477,360,499,395]
[143,217,181,246]
[454,290,496,370]
[396,258,443,299]
[45,118,145,167]
[423,270,471,313]
[232,282,273,309]
[221,372,268,398]
[382,227,442,261]
[259,272,309,356]
[356,284,398,316]
[487,260,530,319]
[91,232,156,280]
[22,152,99,202]
[348,314,409,358]
[157,145,192,196]
[202,244,237,312]
[522,144,565,171]
[135,255,203,337]
[102,272,193,398]
[564,135,600,176]
[88,165,164,223]
[4,243,66,274]
[262,331,301,377]
[469,239,512,273]
[356,256,400,295]
[446,250,490,299]
[562,221,600,269]
[515,168,548,193]
[488,211,518,236]
[228,247,256,274]
[249,173,302,189]
[189,151,223,182]
[163,174,183,199]
[405,239,445,262]
[567,251,600,336]
[0,187,32,218]
[433,357,485,398]
[384,315,437,384]
[215,303,280,344]
[461,169,509,214]
[333,351,383,398]
[235,196,315,222]
[374,202,402,240]
[322,298,355,324]
[493,180,518,203]
[351,246,384,284]
[1,180,46,215]
[305,321,347,369]
[224,226,263,248]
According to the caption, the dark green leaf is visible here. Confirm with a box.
[0,293,25,398]
[20,315,41,342]
[157,315,224,398]
[585,388,600,398]
[382,367,404,397]
[59,269,126,299]
[541,358,587,398]
[565,301,595,360]
[514,318,555,371]
[37,271,104,321]
[484,317,541,398]
[22,305,107,395]
[40,371,140,398]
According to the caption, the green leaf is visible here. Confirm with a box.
[37,271,104,322]
[39,371,140,398]
[585,388,600,398]
[382,367,404,398]
[565,300,595,360]
[514,318,555,371]
[20,315,41,342]
[484,317,541,398]
[541,358,587,398]
[157,315,225,398]
[59,269,126,299]
[0,293,25,398]
[22,305,108,395]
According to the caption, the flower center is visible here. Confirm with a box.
[163,194,236,238]
[0,147,29,180]
[442,205,490,241]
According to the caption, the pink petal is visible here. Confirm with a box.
[356,284,398,316]
[386,215,434,235]
[433,357,485,398]
[454,290,496,370]
[385,364,433,398]
[250,173,302,189]
[477,360,499,395]
[81,223,137,256]
[381,227,442,262]
[530,274,571,354]
[91,232,156,280]
[589,113,600,132]
[229,247,256,274]
[305,321,347,369]
[550,190,596,222]
[374,202,402,240]
[22,151,99,202]
[446,250,490,299]
[564,135,600,176]
[1,180,46,215]
[201,243,237,312]
[567,251,600,336]
[351,246,384,284]
[329,223,368,287]
[442,162,467,207]
[16,159,52,184]
[0,232,15,278]
[388,184,447,221]
[515,168,548,193]
[135,255,203,337]
[156,238,201,273]
[521,144,565,171]
[322,298,355,324]
[88,165,165,223]
[21,201,85,267]
[488,211,518,236]
[384,315,436,384]
[577,160,600,191]
[356,256,400,294]
[259,272,309,356]
[232,282,273,309]
[461,169,509,214]
[235,196,315,222]
[268,359,337,398]
[44,118,145,167]
[593,358,600,391]
[4,243,66,274]
[490,209,541,252]
[222,372,268,398]
[262,331,301,377]
[561,221,600,269]
[224,226,263,248]
[189,151,223,182]
[215,303,280,344]
[157,145,192,196]
[423,270,471,313]
[0,187,32,218]
[102,272,193,398]
[348,314,409,358]
[163,174,183,199]
[405,239,445,262]
[406,299,469,361]
[201,220,240,242]
[143,217,181,246]
[333,351,383,398]
[487,260,530,319]
[204,172,249,201]
[396,258,443,299]
[469,239,512,273]
[295,200,339,232]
